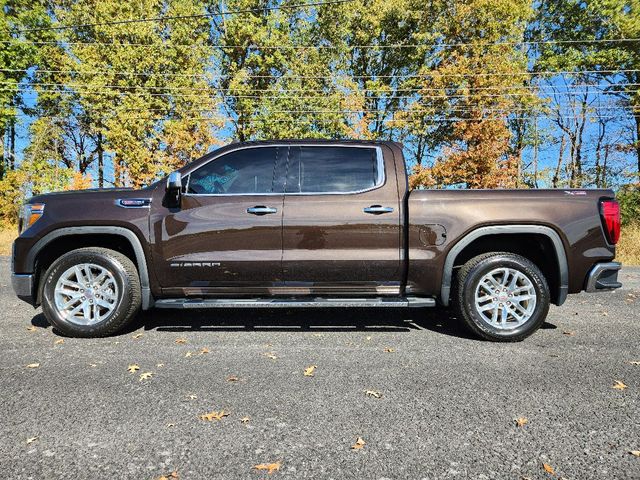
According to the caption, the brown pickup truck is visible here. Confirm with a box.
[11,140,622,341]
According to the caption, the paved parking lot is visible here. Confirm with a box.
[1,257,639,479]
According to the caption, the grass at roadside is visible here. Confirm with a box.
[0,226,16,256]
[617,222,640,266]
[0,223,638,264]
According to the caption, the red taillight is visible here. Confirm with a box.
[600,200,620,245]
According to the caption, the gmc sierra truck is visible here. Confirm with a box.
[11,140,622,341]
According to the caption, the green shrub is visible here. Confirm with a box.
[617,184,640,226]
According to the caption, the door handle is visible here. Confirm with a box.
[247,206,278,215]
[363,205,394,214]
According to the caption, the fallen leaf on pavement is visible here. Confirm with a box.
[562,331,575,336]
[365,390,382,398]
[157,472,179,480]
[351,437,366,450]
[26,437,38,444]
[241,416,250,424]
[127,364,140,374]
[26,363,40,369]
[383,347,395,353]
[542,463,555,474]
[200,410,230,421]
[166,423,175,428]
[263,352,277,360]
[303,365,317,377]
[612,380,628,390]
[54,339,64,345]
[139,372,153,382]
[629,361,640,366]
[227,375,240,382]
[175,338,187,344]
[253,462,280,474]
[132,333,143,339]
[26,326,37,332]
[199,347,210,355]
[629,451,640,457]
[185,351,193,358]
[157,363,164,368]
[188,394,197,400]
[366,336,372,341]
[515,417,528,428]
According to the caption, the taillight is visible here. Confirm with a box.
[600,199,620,245]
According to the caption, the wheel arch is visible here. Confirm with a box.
[440,225,568,307]
[27,226,153,309]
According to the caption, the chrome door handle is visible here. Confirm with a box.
[363,205,394,214]
[247,206,278,215]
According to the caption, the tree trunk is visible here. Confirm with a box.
[8,119,16,170]
[552,135,565,188]
[97,132,104,188]
[635,114,640,176]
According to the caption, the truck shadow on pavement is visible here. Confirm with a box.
[30,308,557,340]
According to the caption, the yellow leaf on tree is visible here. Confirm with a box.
[26,363,40,369]
[139,372,153,381]
[351,437,366,450]
[612,380,628,390]
[253,462,281,475]
[127,364,140,374]
[515,417,528,427]
[200,410,230,421]
[303,365,317,377]
[542,463,555,474]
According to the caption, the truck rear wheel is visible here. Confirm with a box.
[453,252,550,342]
[41,247,141,338]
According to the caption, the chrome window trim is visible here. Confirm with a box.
[182,143,386,197]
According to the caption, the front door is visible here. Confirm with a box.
[151,146,285,297]
[281,144,402,295]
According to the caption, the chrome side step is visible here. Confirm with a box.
[154,296,436,309]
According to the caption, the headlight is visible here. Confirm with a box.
[19,203,45,234]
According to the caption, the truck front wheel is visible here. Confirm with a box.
[41,247,141,338]
[453,252,550,342]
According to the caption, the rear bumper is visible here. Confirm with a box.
[11,273,36,306]
[585,262,622,292]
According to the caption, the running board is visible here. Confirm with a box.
[154,297,436,309]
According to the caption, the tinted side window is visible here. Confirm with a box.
[188,147,279,194]
[287,146,380,193]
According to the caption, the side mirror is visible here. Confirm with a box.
[164,171,182,208]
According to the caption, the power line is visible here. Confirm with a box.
[3,37,640,49]
[13,0,356,34]
[2,68,638,80]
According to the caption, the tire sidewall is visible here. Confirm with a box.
[461,255,550,340]
[42,250,131,337]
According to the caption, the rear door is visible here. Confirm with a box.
[281,144,401,295]
[151,146,286,296]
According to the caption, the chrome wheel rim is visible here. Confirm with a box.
[54,263,119,325]
[474,267,537,330]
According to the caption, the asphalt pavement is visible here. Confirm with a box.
[0,257,639,480]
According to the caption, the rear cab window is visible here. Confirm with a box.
[286,146,382,194]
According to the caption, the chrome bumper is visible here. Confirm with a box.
[11,273,36,304]
[585,262,622,292]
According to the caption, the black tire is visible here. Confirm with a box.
[453,252,550,342]
[41,247,141,338]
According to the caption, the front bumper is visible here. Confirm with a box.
[585,262,622,292]
[11,273,36,306]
